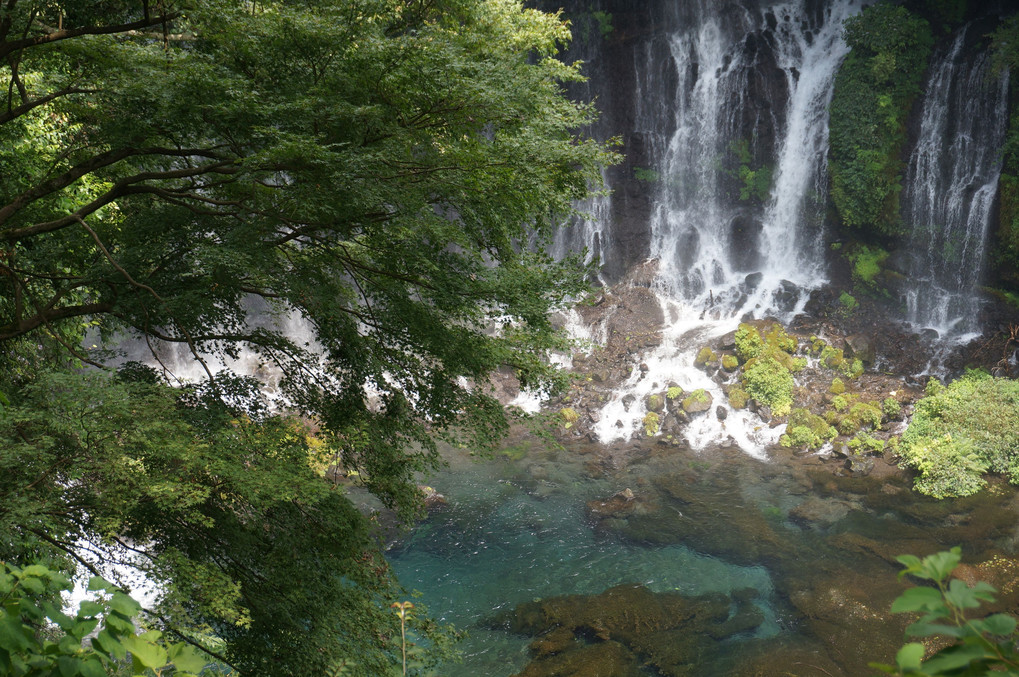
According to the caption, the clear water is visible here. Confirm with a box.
[386,438,1019,676]
[388,444,780,676]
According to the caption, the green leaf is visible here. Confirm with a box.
[891,586,944,613]
[925,549,962,582]
[976,613,1017,636]
[922,644,992,672]
[168,644,208,673]
[906,621,964,638]
[79,657,107,677]
[92,629,127,660]
[77,601,104,618]
[896,642,925,671]
[57,655,81,677]
[108,592,141,618]
[0,614,31,652]
[122,634,168,670]
[86,578,109,592]
[945,579,989,609]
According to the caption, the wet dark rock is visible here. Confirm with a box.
[716,406,727,421]
[844,455,875,476]
[844,334,876,366]
[621,394,636,411]
[743,271,765,291]
[513,639,643,677]
[507,584,764,677]
[788,496,852,529]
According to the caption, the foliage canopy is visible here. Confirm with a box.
[0,0,614,673]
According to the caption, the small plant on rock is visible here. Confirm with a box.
[643,411,660,436]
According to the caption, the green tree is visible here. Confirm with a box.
[0,0,615,673]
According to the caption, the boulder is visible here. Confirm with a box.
[682,389,713,414]
[844,334,876,366]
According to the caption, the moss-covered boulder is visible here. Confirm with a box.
[681,388,713,414]
[645,392,666,413]
[721,354,739,372]
[780,408,838,451]
[695,346,719,368]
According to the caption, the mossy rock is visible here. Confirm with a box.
[666,385,684,400]
[695,346,719,368]
[780,408,838,451]
[763,323,797,354]
[721,354,739,372]
[728,386,750,409]
[682,388,713,414]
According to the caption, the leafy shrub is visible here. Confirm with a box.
[882,396,901,419]
[742,356,794,417]
[872,548,1019,676]
[900,371,1019,497]
[848,244,889,287]
[734,324,764,362]
[848,431,885,455]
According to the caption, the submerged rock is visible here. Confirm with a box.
[505,584,764,677]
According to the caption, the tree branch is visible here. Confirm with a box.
[0,12,183,60]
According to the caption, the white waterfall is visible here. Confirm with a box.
[591,0,861,451]
[903,28,1010,341]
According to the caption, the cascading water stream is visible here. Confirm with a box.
[590,0,861,451]
[903,28,1009,342]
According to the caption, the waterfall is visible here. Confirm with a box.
[647,0,859,315]
[903,28,1009,341]
[590,0,860,450]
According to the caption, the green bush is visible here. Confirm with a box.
[848,244,888,287]
[643,411,660,436]
[742,356,794,417]
[899,371,1019,497]
[828,2,933,236]
[734,324,764,362]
